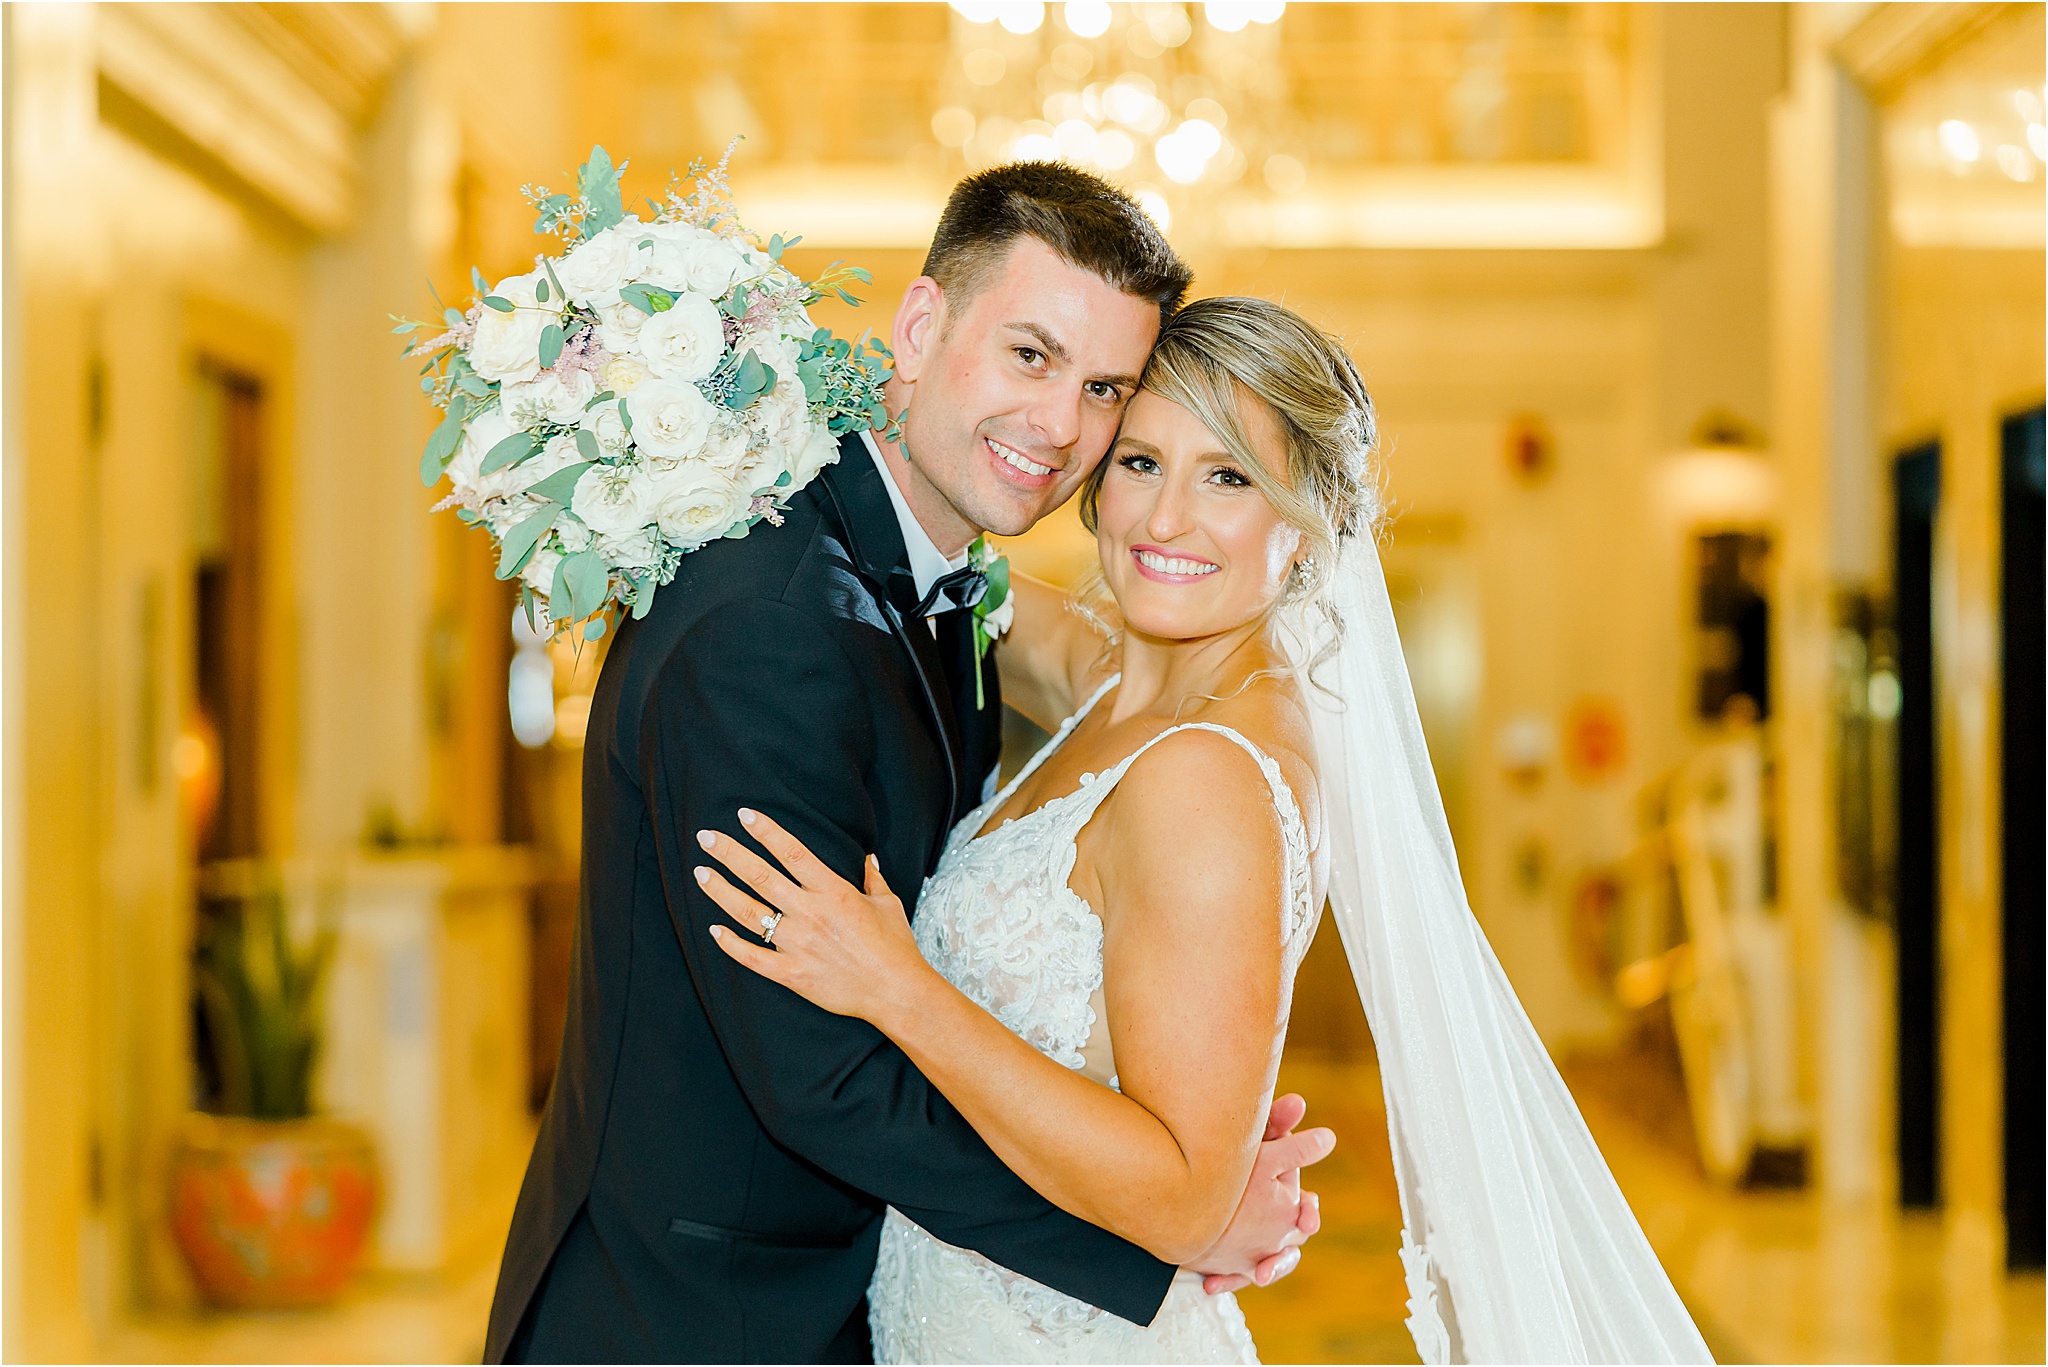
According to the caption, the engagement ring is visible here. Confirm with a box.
[759,910,783,946]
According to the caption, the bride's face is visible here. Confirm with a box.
[1095,388,1304,643]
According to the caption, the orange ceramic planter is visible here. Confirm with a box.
[169,1114,380,1308]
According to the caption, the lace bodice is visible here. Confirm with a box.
[868,676,1316,1364]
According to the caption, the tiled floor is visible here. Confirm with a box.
[1239,1056,2046,1366]
[103,1059,2044,1365]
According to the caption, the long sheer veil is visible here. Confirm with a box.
[1281,535,1714,1365]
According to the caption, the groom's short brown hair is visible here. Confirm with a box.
[923,163,1192,321]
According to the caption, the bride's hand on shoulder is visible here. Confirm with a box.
[696,810,931,1024]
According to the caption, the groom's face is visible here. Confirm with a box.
[892,238,1161,541]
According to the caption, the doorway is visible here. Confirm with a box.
[1893,441,1940,1210]
[189,363,266,863]
[2000,405,2044,1270]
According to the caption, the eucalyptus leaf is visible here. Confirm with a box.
[420,410,464,485]
[523,461,592,505]
[496,503,560,579]
[482,295,514,313]
[535,277,551,305]
[621,284,674,316]
[630,573,656,619]
[575,429,601,462]
[481,430,539,475]
[578,145,625,237]
[562,549,608,622]
[443,307,464,328]
[471,265,488,296]
[584,618,607,641]
[538,324,564,370]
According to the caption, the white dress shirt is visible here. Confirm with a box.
[862,431,968,624]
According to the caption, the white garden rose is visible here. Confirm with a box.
[626,378,717,461]
[981,590,1016,639]
[637,293,726,382]
[678,238,748,297]
[447,406,527,502]
[635,222,746,298]
[600,354,650,394]
[555,220,641,309]
[507,434,583,498]
[647,462,747,550]
[598,526,663,570]
[752,374,812,454]
[596,298,649,357]
[521,544,563,599]
[570,463,655,539]
[578,399,634,458]
[468,271,559,383]
[784,420,843,491]
[501,367,597,429]
[551,511,594,553]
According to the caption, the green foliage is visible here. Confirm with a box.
[620,284,675,316]
[578,145,627,237]
[482,431,539,475]
[193,879,334,1121]
[496,503,559,579]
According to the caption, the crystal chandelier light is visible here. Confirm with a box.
[933,1,1291,232]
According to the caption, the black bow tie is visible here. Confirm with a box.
[915,565,989,617]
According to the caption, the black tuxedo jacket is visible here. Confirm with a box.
[485,437,1174,1363]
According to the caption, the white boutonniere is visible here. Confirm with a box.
[968,534,1011,710]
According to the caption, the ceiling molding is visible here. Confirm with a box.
[95,3,409,235]
[1833,2,2021,99]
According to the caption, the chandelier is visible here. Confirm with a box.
[932,1,1294,233]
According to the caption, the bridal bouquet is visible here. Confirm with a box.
[400,146,892,639]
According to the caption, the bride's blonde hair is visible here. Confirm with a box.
[1076,296,1382,628]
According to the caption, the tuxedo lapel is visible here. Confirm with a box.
[817,441,967,843]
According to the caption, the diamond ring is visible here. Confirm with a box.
[760,910,784,946]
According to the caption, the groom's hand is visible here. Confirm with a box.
[1188,1093,1335,1295]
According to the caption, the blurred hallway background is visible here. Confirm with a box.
[4,2,2042,1361]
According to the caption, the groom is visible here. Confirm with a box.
[487,164,1330,1364]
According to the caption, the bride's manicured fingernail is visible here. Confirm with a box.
[738,808,757,827]
[694,866,711,886]
[696,829,715,850]
[709,925,723,939]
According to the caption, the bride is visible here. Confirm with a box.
[697,297,1713,1365]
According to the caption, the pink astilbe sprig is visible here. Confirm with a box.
[551,324,610,380]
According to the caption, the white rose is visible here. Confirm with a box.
[626,379,717,461]
[703,417,757,477]
[601,354,649,394]
[501,432,583,501]
[555,220,640,309]
[501,367,596,429]
[579,399,634,459]
[980,592,1015,639]
[447,407,526,502]
[784,421,843,491]
[637,293,727,382]
[647,463,747,550]
[596,298,649,356]
[679,238,747,297]
[599,526,663,570]
[570,463,655,539]
[468,271,559,383]
[635,223,744,298]
[551,512,594,553]
[522,544,563,599]
[752,374,812,452]
[744,334,803,384]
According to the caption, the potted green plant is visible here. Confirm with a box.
[170,872,379,1308]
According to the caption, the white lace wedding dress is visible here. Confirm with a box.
[867,677,1318,1364]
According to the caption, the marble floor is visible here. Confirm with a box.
[102,1059,2043,1365]
[1239,1057,2046,1366]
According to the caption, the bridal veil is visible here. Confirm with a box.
[1283,536,1714,1366]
